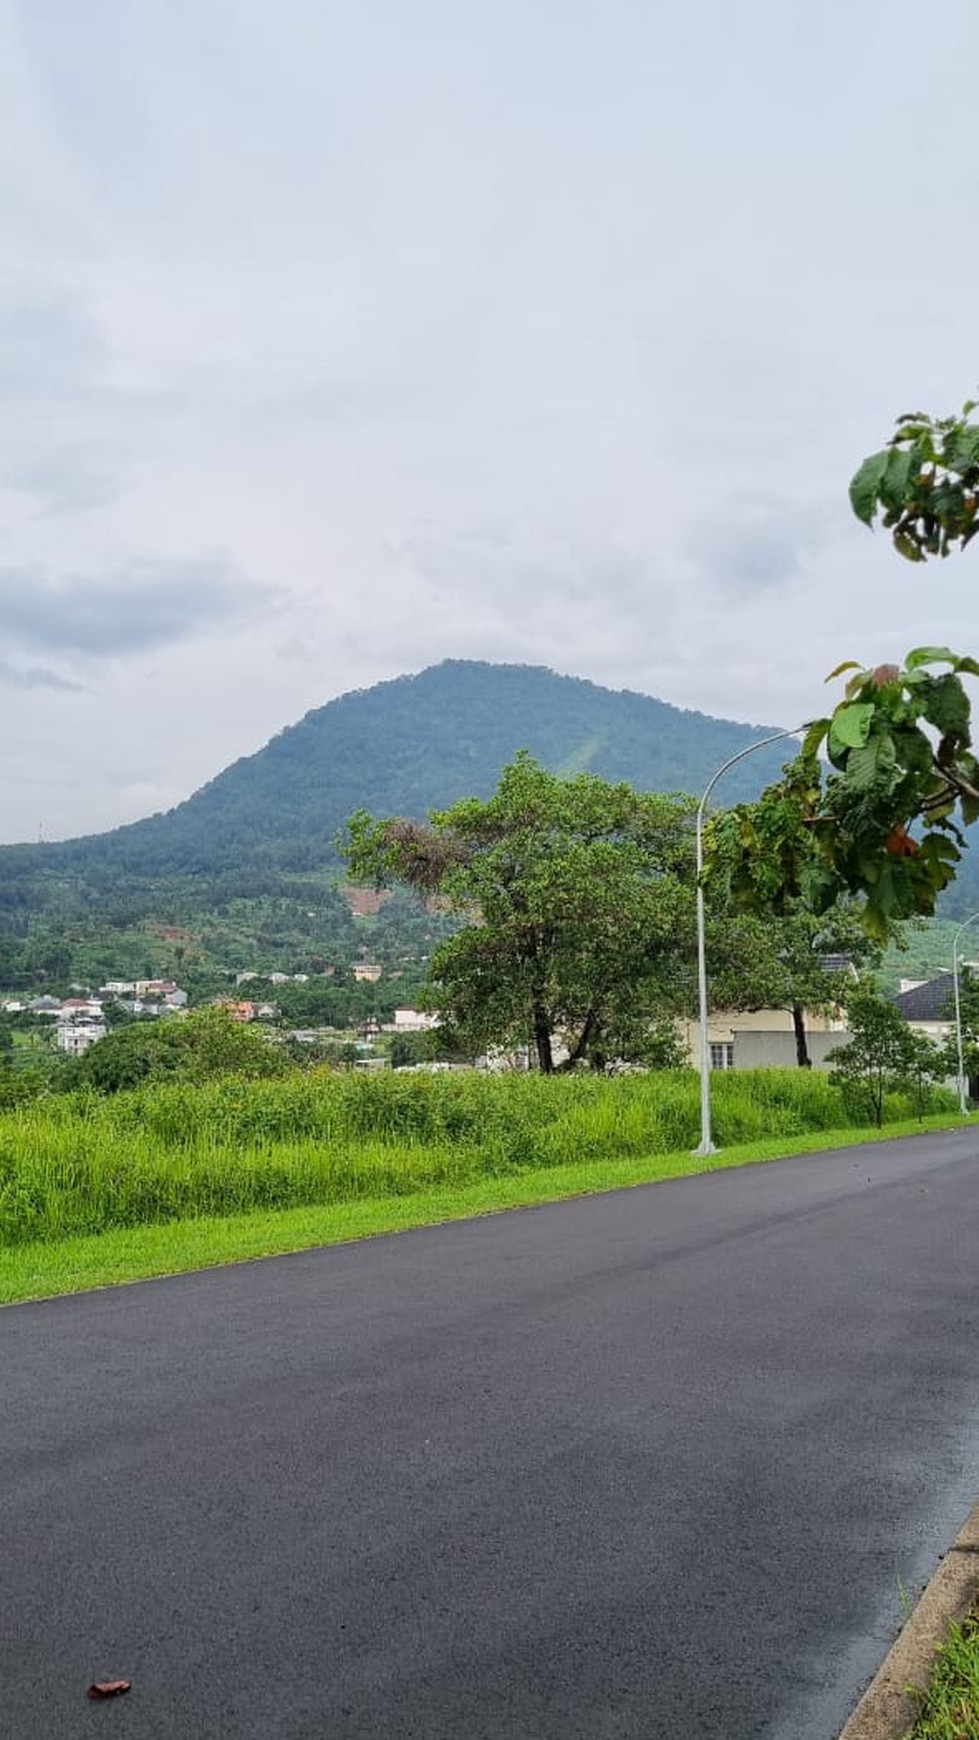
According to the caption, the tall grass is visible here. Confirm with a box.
[0,1068,954,1248]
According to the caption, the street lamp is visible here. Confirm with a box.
[694,724,812,1157]
[951,911,979,1115]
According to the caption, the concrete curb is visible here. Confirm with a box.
[838,1499,979,1739]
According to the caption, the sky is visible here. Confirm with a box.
[2,0,979,842]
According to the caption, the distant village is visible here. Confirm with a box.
[1,960,969,1070]
[2,965,439,1059]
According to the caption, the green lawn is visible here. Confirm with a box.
[909,1601,979,1739]
[0,1112,967,1307]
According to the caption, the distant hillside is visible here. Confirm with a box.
[1,661,793,888]
[2,660,975,981]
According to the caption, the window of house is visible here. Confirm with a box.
[709,1042,734,1070]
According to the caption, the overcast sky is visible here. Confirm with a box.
[2,0,978,842]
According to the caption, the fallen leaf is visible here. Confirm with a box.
[86,1680,132,1699]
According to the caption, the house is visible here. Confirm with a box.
[56,1022,107,1056]
[352,963,383,984]
[892,973,957,1042]
[677,1005,849,1071]
[384,1008,440,1033]
[59,998,104,1020]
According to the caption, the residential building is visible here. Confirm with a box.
[59,998,104,1020]
[385,1008,440,1032]
[892,973,957,1043]
[56,1022,107,1056]
[352,963,383,984]
[677,1005,848,1071]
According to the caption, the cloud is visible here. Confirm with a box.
[684,494,836,594]
[0,657,87,692]
[0,290,107,395]
[0,557,277,657]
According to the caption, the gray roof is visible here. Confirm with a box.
[893,973,956,1022]
[818,953,855,975]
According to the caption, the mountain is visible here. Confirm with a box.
[2,661,793,888]
[4,661,975,984]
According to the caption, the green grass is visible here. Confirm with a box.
[908,1600,979,1738]
[0,1065,959,1249]
[0,1110,967,1306]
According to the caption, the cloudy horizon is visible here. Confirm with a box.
[3,0,979,843]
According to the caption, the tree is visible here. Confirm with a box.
[939,965,979,1102]
[827,983,942,1126]
[849,401,979,562]
[346,755,699,1073]
[74,1007,289,1093]
[707,394,979,938]
[705,900,885,1067]
[707,647,979,939]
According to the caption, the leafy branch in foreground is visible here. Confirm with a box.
[706,648,979,939]
[849,400,979,560]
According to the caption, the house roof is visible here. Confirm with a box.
[893,972,956,1022]
[819,953,855,975]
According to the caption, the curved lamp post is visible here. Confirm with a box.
[951,911,979,1114]
[694,724,812,1157]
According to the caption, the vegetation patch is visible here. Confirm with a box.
[0,1067,964,1303]
[908,1599,979,1739]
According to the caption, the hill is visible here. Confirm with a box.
[3,661,793,884]
[2,659,975,990]
[0,661,803,985]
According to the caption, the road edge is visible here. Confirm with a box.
[838,1499,979,1739]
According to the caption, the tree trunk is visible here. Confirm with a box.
[562,1008,598,1072]
[532,1004,554,1073]
[792,1003,812,1068]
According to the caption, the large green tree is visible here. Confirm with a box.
[346,754,701,1072]
[346,754,874,1072]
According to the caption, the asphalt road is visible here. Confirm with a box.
[3,1131,979,1740]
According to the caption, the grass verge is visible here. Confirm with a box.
[908,1599,979,1738]
[0,1112,967,1307]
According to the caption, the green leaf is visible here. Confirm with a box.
[848,451,890,525]
[802,718,830,760]
[824,661,861,682]
[893,528,925,562]
[905,645,959,669]
[829,702,875,754]
[845,734,898,793]
[950,424,979,470]
[879,445,915,511]
[918,673,970,735]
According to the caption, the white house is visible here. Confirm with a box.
[56,1022,107,1056]
[386,1007,440,1032]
